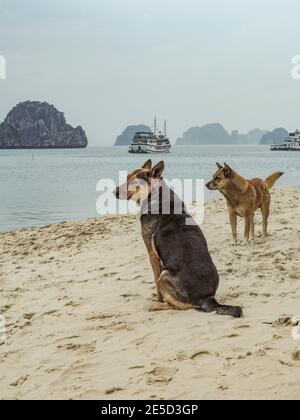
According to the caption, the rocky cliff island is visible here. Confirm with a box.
[0,101,88,149]
[115,125,151,146]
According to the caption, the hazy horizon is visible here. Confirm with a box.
[1,0,300,145]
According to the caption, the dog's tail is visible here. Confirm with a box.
[265,172,284,189]
[197,297,243,318]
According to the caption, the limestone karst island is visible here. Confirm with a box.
[0,101,88,149]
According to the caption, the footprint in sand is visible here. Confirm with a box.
[86,313,116,321]
[23,313,35,320]
[173,351,188,361]
[57,341,96,354]
[103,272,118,277]
[42,309,59,316]
[129,365,145,370]
[272,314,293,327]
[19,320,32,330]
[121,293,141,299]
[0,304,12,313]
[105,387,124,395]
[279,359,297,368]
[218,383,229,391]
[10,375,29,387]
[93,320,134,332]
[190,350,211,360]
[64,300,80,307]
[234,324,250,329]
[146,366,178,386]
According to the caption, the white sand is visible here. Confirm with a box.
[0,187,300,400]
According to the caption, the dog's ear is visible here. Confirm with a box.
[216,162,223,170]
[142,159,152,170]
[151,161,164,178]
[223,163,232,177]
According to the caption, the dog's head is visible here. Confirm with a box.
[114,160,165,205]
[206,163,233,191]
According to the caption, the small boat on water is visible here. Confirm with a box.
[129,118,171,154]
[271,130,300,151]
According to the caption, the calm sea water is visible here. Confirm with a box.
[0,145,298,232]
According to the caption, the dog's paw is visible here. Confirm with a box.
[149,302,162,312]
[229,241,238,247]
[149,302,172,312]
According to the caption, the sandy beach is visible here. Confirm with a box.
[0,187,300,400]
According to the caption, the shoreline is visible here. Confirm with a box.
[0,185,294,235]
[1,186,300,400]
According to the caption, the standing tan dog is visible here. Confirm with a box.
[206,163,283,243]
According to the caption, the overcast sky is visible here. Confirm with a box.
[0,0,300,145]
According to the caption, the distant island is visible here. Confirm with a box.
[0,101,88,149]
[260,128,289,145]
[114,125,151,146]
[114,122,290,147]
[176,123,292,145]
[176,123,268,145]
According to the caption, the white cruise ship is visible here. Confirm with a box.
[271,130,300,151]
[129,118,171,154]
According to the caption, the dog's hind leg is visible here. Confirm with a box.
[244,216,251,243]
[250,215,255,240]
[261,196,270,237]
[156,270,193,311]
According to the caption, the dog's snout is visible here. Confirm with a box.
[114,187,120,198]
[206,181,217,191]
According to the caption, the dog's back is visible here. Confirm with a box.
[141,181,242,317]
[153,213,219,300]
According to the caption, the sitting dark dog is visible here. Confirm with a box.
[114,160,242,318]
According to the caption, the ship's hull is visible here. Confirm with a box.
[129,145,171,154]
[271,148,300,151]
[146,149,171,153]
[271,144,300,151]
[129,149,171,154]
[129,149,148,154]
